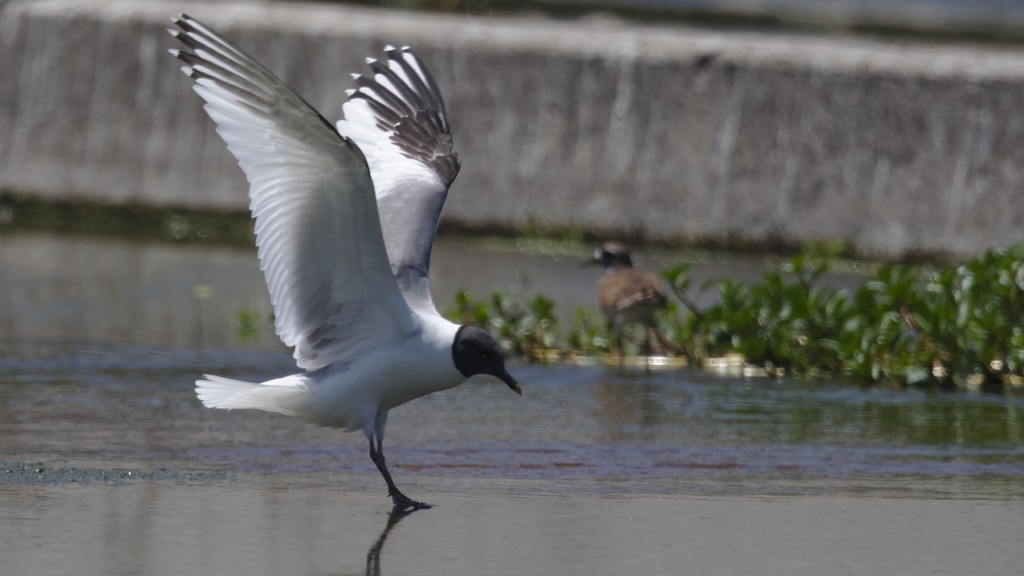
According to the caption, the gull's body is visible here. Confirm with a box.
[201,318,461,432]
[170,14,519,509]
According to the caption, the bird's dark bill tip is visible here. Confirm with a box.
[503,373,522,396]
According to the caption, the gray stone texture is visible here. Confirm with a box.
[3,0,1024,259]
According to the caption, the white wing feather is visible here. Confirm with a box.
[170,15,415,371]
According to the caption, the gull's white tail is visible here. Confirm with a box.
[195,374,309,417]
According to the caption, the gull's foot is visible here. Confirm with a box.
[390,490,432,511]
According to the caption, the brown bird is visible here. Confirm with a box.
[584,242,673,357]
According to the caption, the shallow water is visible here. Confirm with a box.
[2,339,1023,495]
[2,232,1023,574]
[0,232,833,346]
[3,482,1022,576]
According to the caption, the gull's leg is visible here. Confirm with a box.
[368,435,431,510]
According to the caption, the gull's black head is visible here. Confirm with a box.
[452,325,521,395]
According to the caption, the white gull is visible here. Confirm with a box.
[169,14,520,510]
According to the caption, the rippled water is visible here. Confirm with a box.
[2,232,1022,496]
[3,232,1024,575]
[3,338,1023,495]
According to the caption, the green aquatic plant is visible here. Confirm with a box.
[807,246,1024,390]
[443,290,560,360]
[658,254,849,376]
[234,309,263,343]
[677,246,1022,390]
[705,255,847,375]
[444,289,491,328]
[245,244,1024,392]
[567,307,611,357]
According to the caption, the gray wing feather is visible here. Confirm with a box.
[338,47,459,314]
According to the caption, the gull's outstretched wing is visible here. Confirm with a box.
[337,47,459,315]
[170,14,414,372]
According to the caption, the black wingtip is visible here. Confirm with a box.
[344,46,460,186]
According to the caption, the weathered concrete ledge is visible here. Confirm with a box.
[3,0,1024,260]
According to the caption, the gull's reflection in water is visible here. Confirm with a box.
[364,506,417,576]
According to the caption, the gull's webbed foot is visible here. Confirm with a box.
[389,489,432,511]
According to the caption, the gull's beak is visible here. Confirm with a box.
[499,370,522,396]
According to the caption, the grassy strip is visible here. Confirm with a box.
[0,193,256,247]
[445,245,1024,393]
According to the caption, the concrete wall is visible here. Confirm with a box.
[3,0,1024,260]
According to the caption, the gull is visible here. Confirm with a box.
[169,14,520,510]
[584,241,673,356]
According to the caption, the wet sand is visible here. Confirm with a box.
[1,476,1021,576]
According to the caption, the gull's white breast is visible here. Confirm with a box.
[303,315,462,431]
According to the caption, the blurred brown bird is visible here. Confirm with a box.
[584,241,674,357]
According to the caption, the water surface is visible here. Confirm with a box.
[2,231,1022,490]
[2,232,1023,575]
